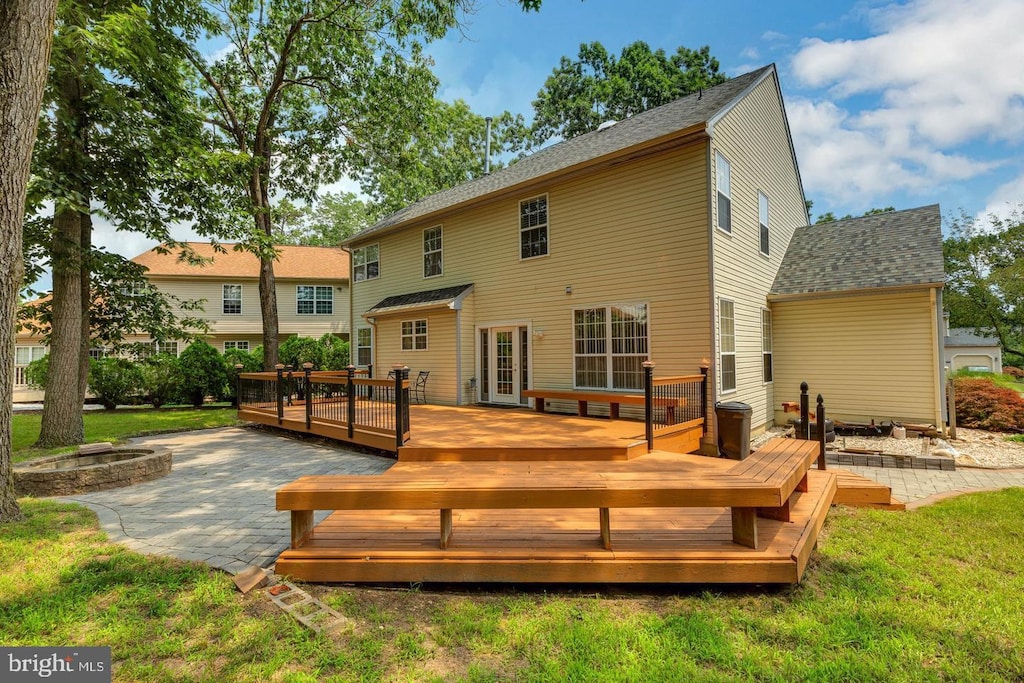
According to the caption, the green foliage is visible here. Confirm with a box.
[140,354,182,409]
[953,376,1024,432]
[319,333,350,370]
[23,355,49,389]
[271,192,371,246]
[530,41,726,146]
[277,334,350,371]
[176,340,229,407]
[222,348,261,403]
[813,206,895,224]
[87,357,144,410]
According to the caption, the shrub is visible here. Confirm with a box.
[141,354,182,409]
[953,376,1024,432]
[23,355,49,389]
[177,340,229,407]
[1003,366,1024,380]
[279,335,324,369]
[222,348,261,405]
[88,357,144,410]
[319,334,350,370]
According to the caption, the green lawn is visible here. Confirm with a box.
[2,490,1022,682]
[12,407,242,462]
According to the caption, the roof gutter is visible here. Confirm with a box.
[767,281,945,303]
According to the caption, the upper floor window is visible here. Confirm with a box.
[759,192,770,256]
[353,244,379,282]
[719,298,736,392]
[356,327,373,366]
[297,285,333,315]
[123,281,150,297]
[762,309,773,383]
[573,303,649,390]
[716,152,731,233]
[423,226,442,278]
[222,284,242,315]
[401,319,428,351]
[224,341,249,352]
[155,340,179,356]
[520,195,548,259]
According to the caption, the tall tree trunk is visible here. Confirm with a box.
[251,163,280,369]
[0,0,59,522]
[79,212,92,400]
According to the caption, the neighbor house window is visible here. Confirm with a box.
[353,244,379,282]
[14,346,46,386]
[759,191,770,255]
[297,285,333,315]
[720,299,736,392]
[401,319,427,351]
[716,152,731,233]
[356,327,373,366]
[520,195,548,259]
[762,309,773,383]
[224,341,249,352]
[155,340,179,356]
[222,284,242,315]
[573,303,649,390]
[123,281,149,297]
[423,226,442,278]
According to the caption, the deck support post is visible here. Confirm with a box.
[276,364,285,425]
[643,361,655,452]
[304,363,313,430]
[700,366,709,435]
[440,509,453,549]
[599,508,612,550]
[394,365,408,451]
[816,394,827,470]
[758,499,793,523]
[291,510,314,549]
[731,508,759,549]
[346,365,356,439]
[799,382,810,440]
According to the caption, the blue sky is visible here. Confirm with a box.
[95,0,1024,263]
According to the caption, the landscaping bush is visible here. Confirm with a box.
[177,340,229,407]
[279,335,324,369]
[22,355,49,389]
[141,353,182,409]
[1003,366,1024,380]
[953,376,1024,432]
[319,333,350,370]
[88,357,144,410]
[222,348,262,405]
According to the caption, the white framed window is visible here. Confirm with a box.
[401,319,428,351]
[423,226,442,278]
[14,346,47,386]
[88,347,106,360]
[123,281,149,297]
[573,303,649,390]
[222,284,242,315]
[716,152,731,233]
[155,340,179,356]
[759,192,770,256]
[356,327,373,366]
[353,244,379,282]
[762,309,773,384]
[296,285,333,315]
[224,341,250,352]
[519,195,548,259]
[719,298,736,392]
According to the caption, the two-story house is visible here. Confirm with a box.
[343,64,947,451]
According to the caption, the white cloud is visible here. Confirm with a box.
[978,171,1024,221]
[789,0,1024,205]
[762,30,788,42]
[740,46,760,60]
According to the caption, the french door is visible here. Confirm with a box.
[480,325,529,404]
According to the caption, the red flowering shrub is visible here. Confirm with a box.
[1003,366,1024,380]
[953,377,1024,432]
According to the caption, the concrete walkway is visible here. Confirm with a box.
[63,427,393,574]
[58,428,1024,575]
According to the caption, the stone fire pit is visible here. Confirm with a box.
[14,442,172,497]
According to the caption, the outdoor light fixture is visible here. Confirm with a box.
[534,329,545,339]
[565,285,573,295]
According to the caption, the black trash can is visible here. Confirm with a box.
[716,401,752,460]
[789,418,837,443]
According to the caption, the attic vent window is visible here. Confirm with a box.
[597,120,617,132]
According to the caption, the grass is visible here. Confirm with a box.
[12,407,242,463]
[953,368,1024,392]
[2,490,1023,681]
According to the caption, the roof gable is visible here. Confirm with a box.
[770,205,945,297]
[131,243,350,280]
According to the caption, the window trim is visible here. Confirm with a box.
[761,308,773,384]
[222,284,242,315]
[154,340,179,356]
[719,298,737,393]
[758,191,770,256]
[423,225,443,278]
[353,243,380,282]
[572,302,650,391]
[401,319,428,352]
[715,151,732,234]
[356,327,373,367]
[519,193,549,260]
[224,340,250,352]
[296,284,334,315]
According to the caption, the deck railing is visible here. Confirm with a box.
[642,363,709,451]
[238,365,411,450]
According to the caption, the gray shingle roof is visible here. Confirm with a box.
[945,328,1000,347]
[349,65,776,242]
[770,205,945,297]
[367,284,474,315]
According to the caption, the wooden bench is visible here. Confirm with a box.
[521,388,683,422]
[277,438,820,552]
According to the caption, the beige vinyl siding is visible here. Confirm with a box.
[374,309,458,405]
[710,72,806,431]
[458,293,477,405]
[350,143,713,406]
[771,290,942,426]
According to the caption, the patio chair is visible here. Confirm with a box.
[413,370,430,404]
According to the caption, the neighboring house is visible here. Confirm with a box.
[944,326,1003,372]
[343,63,949,450]
[13,243,350,402]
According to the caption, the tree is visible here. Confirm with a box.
[813,206,895,224]
[944,206,1024,364]
[1,0,59,521]
[271,191,372,246]
[530,41,726,147]
[177,340,229,407]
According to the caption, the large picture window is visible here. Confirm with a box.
[353,244,379,282]
[423,226,442,278]
[720,299,736,392]
[762,309,773,383]
[520,195,548,259]
[401,319,427,351]
[759,191,770,255]
[716,152,731,233]
[356,328,373,366]
[573,303,648,390]
[297,285,333,315]
[222,284,242,315]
